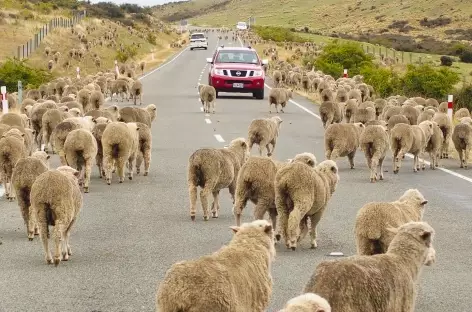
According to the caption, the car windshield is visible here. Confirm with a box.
[215,51,259,64]
[237,22,246,26]
[191,33,205,39]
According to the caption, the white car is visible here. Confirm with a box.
[236,21,247,30]
[190,32,208,50]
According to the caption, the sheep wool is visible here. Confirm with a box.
[324,122,365,169]
[156,220,275,312]
[187,137,249,221]
[247,116,283,157]
[304,221,436,312]
[268,88,292,113]
[452,122,472,169]
[359,124,389,182]
[278,293,331,312]
[0,128,27,201]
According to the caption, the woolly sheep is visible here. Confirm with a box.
[454,107,470,120]
[187,138,249,221]
[274,160,339,250]
[145,104,157,122]
[452,121,472,168]
[0,113,25,131]
[424,121,443,169]
[0,128,27,201]
[278,293,331,312]
[130,80,143,106]
[30,165,82,266]
[353,106,376,124]
[233,153,317,228]
[400,105,420,125]
[304,221,436,312]
[343,99,358,123]
[64,128,98,193]
[324,122,365,169]
[360,124,389,182]
[135,122,152,176]
[387,114,410,131]
[89,90,104,110]
[11,151,50,240]
[91,122,108,178]
[355,189,428,255]
[432,112,452,159]
[417,108,436,124]
[247,116,283,156]
[41,108,68,153]
[118,106,151,127]
[156,219,275,312]
[101,122,140,184]
[198,84,216,113]
[319,101,342,129]
[382,106,401,122]
[374,98,387,118]
[63,116,95,132]
[52,120,82,165]
[269,88,292,113]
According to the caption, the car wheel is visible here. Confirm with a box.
[216,91,219,98]
[190,48,193,51]
[204,47,208,50]
[254,89,264,100]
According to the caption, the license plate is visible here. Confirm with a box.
[233,83,244,88]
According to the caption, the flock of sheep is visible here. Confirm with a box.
[0,63,157,265]
[153,29,454,311]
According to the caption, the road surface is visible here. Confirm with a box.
[0,30,471,312]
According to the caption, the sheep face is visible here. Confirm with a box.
[387,221,435,263]
[230,219,276,261]
[289,152,317,167]
[281,293,331,312]
[399,189,428,213]
[229,137,250,161]
[316,160,340,192]
[32,151,50,167]
[56,165,80,179]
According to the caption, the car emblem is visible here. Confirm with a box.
[236,71,241,76]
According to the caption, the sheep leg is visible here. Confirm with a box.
[347,151,356,169]
[199,187,211,221]
[420,151,426,170]
[280,103,285,113]
[258,144,263,156]
[287,207,306,250]
[53,222,64,266]
[39,221,53,264]
[143,148,151,176]
[233,191,249,226]
[378,156,385,180]
[189,184,198,221]
[370,157,377,182]
[136,154,143,175]
[464,148,469,169]
[253,199,270,221]
[83,160,93,193]
[62,218,76,260]
[211,191,220,218]
[104,155,113,185]
[127,155,136,180]
[297,216,309,244]
[309,210,324,249]
[116,158,126,183]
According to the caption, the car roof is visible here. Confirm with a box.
[216,46,256,52]
[190,32,205,36]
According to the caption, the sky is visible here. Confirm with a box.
[89,0,181,6]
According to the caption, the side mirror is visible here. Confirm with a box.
[206,57,213,64]
[261,59,269,65]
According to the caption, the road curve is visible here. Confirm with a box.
[0,30,471,312]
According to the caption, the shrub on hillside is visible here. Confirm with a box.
[459,50,472,63]
[400,64,460,98]
[453,83,472,112]
[314,41,374,77]
[147,33,157,45]
[360,65,401,98]
[116,45,138,63]
[440,56,454,66]
[0,58,53,92]
[252,26,305,43]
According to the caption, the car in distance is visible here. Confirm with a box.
[206,46,268,99]
[236,21,248,30]
[190,32,208,50]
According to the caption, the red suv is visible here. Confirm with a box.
[206,46,268,99]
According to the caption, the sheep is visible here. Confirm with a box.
[11,151,50,240]
[389,122,432,173]
[452,121,472,169]
[387,114,410,131]
[424,121,443,169]
[30,165,82,266]
[355,189,428,255]
[145,104,157,123]
[62,116,95,132]
[64,128,98,193]
[353,106,376,124]
[130,80,143,105]
[360,124,389,182]
[247,116,283,157]
[0,113,25,131]
[324,122,365,169]
[319,101,342,128]
[233,153,317,229]
[303,221,436,312]
[101,122,140,184]
[274,160,339,250]
[51,120,82,165]
[156,219,275,312]
[278,293,331,312]
[89,90,104,110]
[454,107,470,120]
[135,122,152,176]
[432,112,452,159]
[187,138,249,221]
[198,84,217,113]
[91,122,108,178]
[118,106,151,127]
[269,88,292,113]
[343,99,358,123]
[417,108,435,124]
[41,108,68,153]
[273,70,283,87]
[0,128,27,201]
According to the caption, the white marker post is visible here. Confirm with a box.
[1,86,8,114]
[447,94,453,120]
[343,69,348,78]
[76,66,80,79]
[115,60,119,75]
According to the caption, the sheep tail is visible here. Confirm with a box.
[366,142,374,159]
[439,125,447,141]
[189,163,204,188]
[20,187,31,208]
[76,150,85,172]
[249,130,262,145]
[45,203,56,226]
[269,94,277,104]
[111,143,120,158]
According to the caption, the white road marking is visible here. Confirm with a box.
[0,184,4,197]
[236,36,472,184]
[205,118,212,124]
[214,134,225,142]
[200,107,204,111]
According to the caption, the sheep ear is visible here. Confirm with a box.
[92,118,97,123]
[21,133,25,137]
[241,141,247,148]
[330,165,337,173]
[46,155,50,160]
[421,231,432,247]
[229,226,240,234]
[264,224,272,234]
[73,169,80,177]
[421,200,428,205]
[136,127,140,131]
[308,159,315,166]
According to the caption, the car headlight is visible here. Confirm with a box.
[253,70,263,77]
[213,69,225,75]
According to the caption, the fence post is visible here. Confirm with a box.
[30,39,33,54]
[26,41,29,57]
[17,46,20,59]
[17,81,23,106]
[447,95,453,120]
[1,86,8,114]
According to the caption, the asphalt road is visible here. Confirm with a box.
[0,30,471,312]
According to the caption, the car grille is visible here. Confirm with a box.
[225,80,251,85]
[230,70,247,77]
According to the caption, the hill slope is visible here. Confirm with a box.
[153,0,472,54]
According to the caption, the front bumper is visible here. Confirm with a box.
[190,41,208,48]
[210,75,265,92]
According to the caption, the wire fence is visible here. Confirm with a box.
[14,9,87,60]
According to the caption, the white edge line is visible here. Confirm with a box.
[205,118,212,124]
[237,36,472,184]
[200,107,204,111]
[214,134,225,142]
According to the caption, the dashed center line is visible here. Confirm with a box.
[205,118,212,124]
[214,134,225,142]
